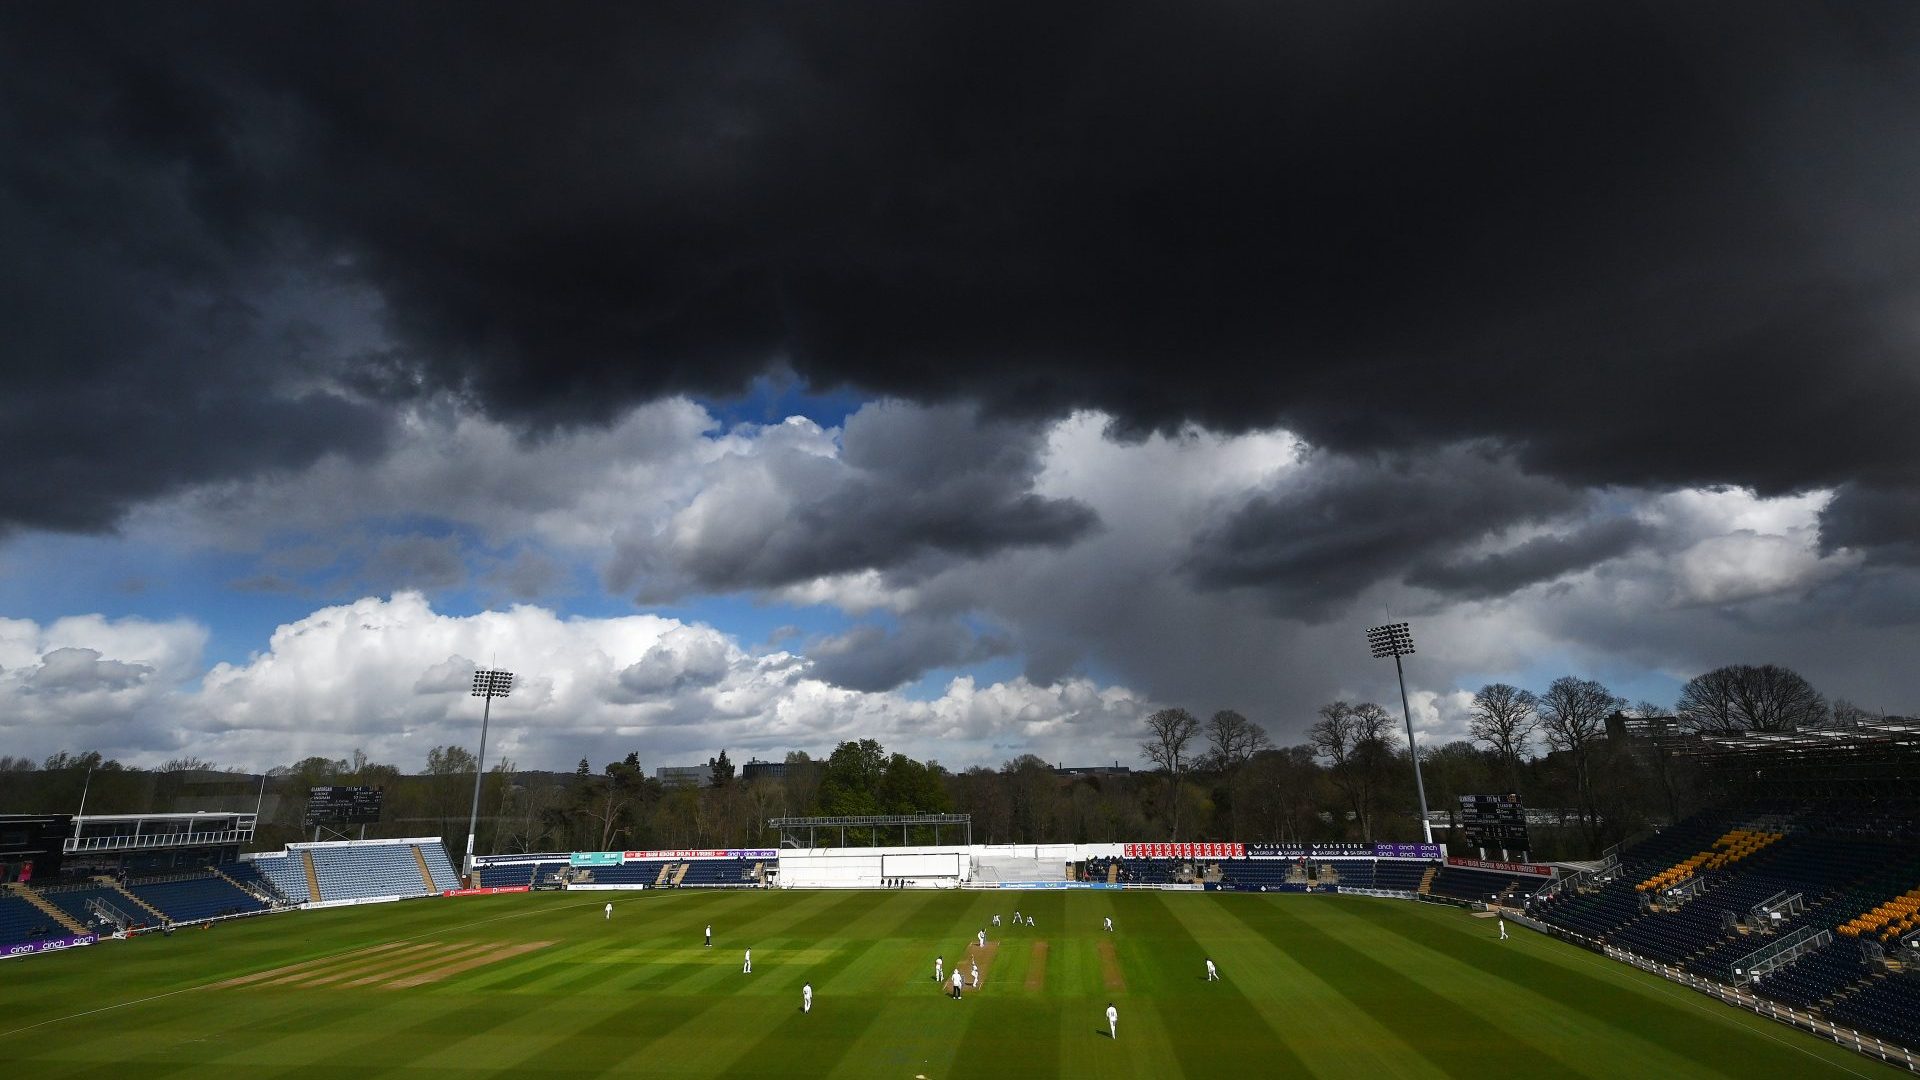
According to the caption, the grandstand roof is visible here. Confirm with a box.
[1660,716,1920,759]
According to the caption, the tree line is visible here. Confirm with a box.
[0,662,1884,863]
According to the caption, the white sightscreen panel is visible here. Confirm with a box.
[880,853,963,877]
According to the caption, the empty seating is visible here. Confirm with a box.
[307,844,432,902]
[249,854,313,903]
[125,874,268,923]
[419,844,461,892]
[0,892,66,946]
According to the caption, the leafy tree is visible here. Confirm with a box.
[818,739,887,816]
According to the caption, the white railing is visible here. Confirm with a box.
[1513,913,1917,1073]
[65,829,253,853]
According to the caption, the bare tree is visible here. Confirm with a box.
[1675,664,1830,733]
[1467,683,1537,789]
[1309,701,1397,841]
[1831,699,1878,727]
[1204,709,1273,773]
[1141,707,1200,840]
[1537,676,1622,841]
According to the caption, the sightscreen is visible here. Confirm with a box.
[880,852,963,877]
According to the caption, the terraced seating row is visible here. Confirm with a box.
[1639,828,1783,893]
[1753,944,1873,1009]
[125,874,268,923]
[1839,883,1920,941]
[1824,973,1920,1050]
[1427,865,1550,905]
[0,892,66,946]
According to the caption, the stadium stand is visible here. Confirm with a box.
[419,844,461,893]
[0,891,70,946]
[307,841,445,902]
[679,858,759,887]
[248,853,313,904]
[124,872,269,923]
[1373,861,1431,892]
[1529,794,1920,1056]
[34,883,138,931]
[1427,864,1550,906]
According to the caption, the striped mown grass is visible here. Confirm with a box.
[0,889,1898,1078]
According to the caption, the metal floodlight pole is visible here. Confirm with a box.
[465,668,514,876]
[1367,623,1434,845]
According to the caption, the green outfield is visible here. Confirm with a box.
[0,889,1896,1078]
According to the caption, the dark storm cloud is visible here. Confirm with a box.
[1185,449,1583,616]
[808,620,1013,693]
[1407,517,1652,600]
[1818,484,1920,565]
[605,402,1097,598]
[5,4,1920,539]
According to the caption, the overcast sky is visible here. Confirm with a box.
[3,4,1918,774]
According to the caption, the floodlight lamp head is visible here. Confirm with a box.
[470,668,515,698]
[1365,622,1414,659]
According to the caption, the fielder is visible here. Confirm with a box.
[1498,916,1509,941]
[1026,916,1035,927]
[1013,909,1021,924]
[935,956,944,983]
[1103,916,1113,932]
[992,914,1001,927]
[743,948,752,974]
[802,983,812,1013]
[1205,958,1219,981]
[604,902,612,921]
[1106,1002,1118,1039]
[705,924,712,947]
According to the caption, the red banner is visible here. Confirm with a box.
[442,886,531,897]
[1445,856,1553,877]
[1121,842,1245,859]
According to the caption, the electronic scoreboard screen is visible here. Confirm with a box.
[1458,793,1531,850]
[304,786,385,826]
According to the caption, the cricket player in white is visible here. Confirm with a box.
[743,948,752,974]
[1106,1003,1118,1039]
[705,924,712,947]
[1103,916,1113,932]
[604,902,612,920]
[802,983,812,1013]
[1026,916,1034,927]
[970,961,979,988]
[992,914,1001,927]
[1498,916,1508,940]
[951,969,963,998]
[1205,958,1219,981]
[977,929,986,949]
[935,956,944,983]
[1013,909,1021,924]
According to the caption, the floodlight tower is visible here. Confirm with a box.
[1366,622,1434,845]
[464,668,514,876]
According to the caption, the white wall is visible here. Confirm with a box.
[778,846,972,889]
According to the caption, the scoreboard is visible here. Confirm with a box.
[1458,793,1531,851]
[305,786,385,826]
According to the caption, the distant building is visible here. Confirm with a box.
[654,765,708,789]
[1607,711,1679,743]
[1052,763,1133,779]
[740,759,788,782]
